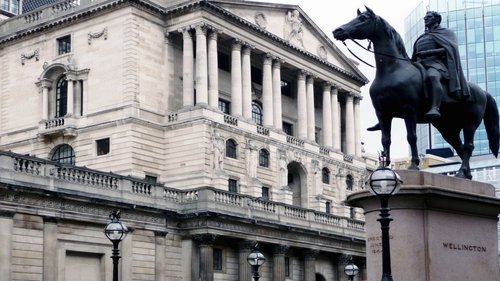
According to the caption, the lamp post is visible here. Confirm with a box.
[247,245,266,281]
[104,210,128,281]
[367,165,402,281]
[344,257,359,281]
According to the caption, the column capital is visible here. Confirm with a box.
[323,81,332,90]
[232,39,243,50]
[194,24,208,35]
[36,78,53,89]
[272,244,289,255]
[208,30,219,41]
[306,76,314,83]
[193,233,218,245]
[242,46,251,55]
[272,59,284,68]
[238,240,257,250]
[179,26,193,37]
[263,53,273,64]
[163,29,172,44]
[297,69,307,79]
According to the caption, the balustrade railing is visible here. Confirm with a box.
[45,117,65,129]
[223,114,238,126]
[286,135,304,147]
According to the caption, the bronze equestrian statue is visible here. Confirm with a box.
[333,7,499,179]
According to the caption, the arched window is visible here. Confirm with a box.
[55,75,68,118]
[259,149,269,167]
[346,174,354,191]
[252,101,263,126]
[322,168,330,184]
[225,139,237,159]
[51,144,75,164]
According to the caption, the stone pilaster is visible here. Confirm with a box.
[195,25,208,105]
[43,217,58,281]
[262,54,273,127]
[231,40,243,116]
[297,71,307,139]
[181,27,194,107]
[306,76,315,142]
[194,234,218,281]
[65,75,74,116]
[331,86,340,150]
[272,59,283,130]
[207,30,219,108]
[345,93,355,155]
[155,231,168,281]
[304,249,319,281]
[238,240,255,281]
[322,83,332,147]
[37,79,52,120]
[0,211,13,281]
[242,46,252,119]
[272,244,289,281]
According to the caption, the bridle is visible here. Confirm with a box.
[339,15,411,68]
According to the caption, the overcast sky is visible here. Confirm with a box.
[254,0,425,158]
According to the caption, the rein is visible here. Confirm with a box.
[341,36,411,68]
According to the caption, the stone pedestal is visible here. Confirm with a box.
[347,170,500,281]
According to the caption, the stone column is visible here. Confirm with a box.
[345,93,355,155]
[194,234,217,281]
[262,54,273,127]
[66,75,75,116]
[331,86,340,150]
[43,217,58,281]
[242,46,252,119]
[181,28,194,107]
[272,245,289,281]
[272,59,283,130]
[306,76,316,142]
[354,97,362,157]
[155,231,168,281]
[0,212,13,281]
[238,240,255,281]
[231,41,243,116]
[207,30,219,108]
[297,71,307,139]
[164,31,172,110]
[39,79,51,120]
[304,250,319,281]
[195,25,208,105]
[322,83,332,147]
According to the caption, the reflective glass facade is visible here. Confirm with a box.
[405,0,500,156]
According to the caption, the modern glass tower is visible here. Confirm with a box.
[404,0,500,156]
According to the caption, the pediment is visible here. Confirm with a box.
[210,0,363,78]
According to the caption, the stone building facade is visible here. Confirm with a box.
[0,0,375,280]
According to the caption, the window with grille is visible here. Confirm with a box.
[213,248,223,271]
[326,201,331,214]
[51,144,75,165]
[55,76,68,118]
[259,149,269,167]
[226,139,237,159]
[57,35,72,55]
[228,179,238,192]
[282,122,293,136]
[218,99,230,114]
[261,186,270,200]
[252,101,263,126]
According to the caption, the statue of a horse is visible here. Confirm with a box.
[333,7,499,179]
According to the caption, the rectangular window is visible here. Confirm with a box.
[261,187,270,200]
[285,257,290,277]
[218,99,230,114]
[326,201,331,214]
[213,248,223,271]
[96,138,110,156]
[57,35,72,55]
[218,52,230,71]
[228,179,238,193]
[283,122,293,136]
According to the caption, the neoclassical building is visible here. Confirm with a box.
[0,0,376,280]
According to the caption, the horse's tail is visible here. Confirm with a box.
[484,93,500,157]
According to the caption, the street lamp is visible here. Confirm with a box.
[367,165,402,281]
[247,245,266,281]
[104,210,128,281]
[344,257,359,281]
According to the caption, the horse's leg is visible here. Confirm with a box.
[379,117,393,167]
[403,115,420,170]
[434,124,469,179]
[457,125,476,179]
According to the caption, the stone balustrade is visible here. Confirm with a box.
[1,151,365,238]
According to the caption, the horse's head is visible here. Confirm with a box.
[333,6,378,42]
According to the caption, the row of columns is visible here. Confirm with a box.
[194,234,363,281]
[179,24,362,156]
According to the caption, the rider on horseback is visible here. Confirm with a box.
[367,11,469,131]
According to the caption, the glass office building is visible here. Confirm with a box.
[404,0,500,156]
